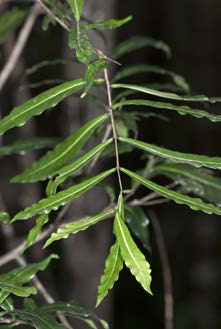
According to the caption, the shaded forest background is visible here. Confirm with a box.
[1,0,221,328]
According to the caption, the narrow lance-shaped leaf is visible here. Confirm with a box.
[67,0,84,21]
[96,241,123,307]
[81,59,108,98]
[0,78,88,136]
[39,300,109,329]
[84,16,132,29]
[0,255,58,303]
[12,114,108,183]
[155,163,221,205]
[119,137,221,170]
[113,35,172,59]
[12,168,116,221]
[121,167,221,215]
[52,139,112,192]
[4,309,66,329]
[44,210,115,248]
[113,99,221,122]
[43,0,69,25]
[114,195,152,294]
[112,83,221,103]
[0,138,59,156]
[21,215,49,254]
[124,205,151,252]
[112,64,190,93]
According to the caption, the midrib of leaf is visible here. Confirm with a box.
[18,114,107,180]
[119,137,221,170]
[73,0,79,20]
[100,243,121,293]
[13,169,115,221]
[14,310,64,329]
[116,213,143,277]
[121,167,221,215]
[0,80,85,132]
[157,164,221,189]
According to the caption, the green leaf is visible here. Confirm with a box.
[85,16,132,29]
[43,0,69,26]
[0,212,10,223]
[0,282,36,299]
[0,79,86,136]
[96,241,123,307]
[69,26,92,64]
[156,163,221,205]
[0,297,14,311]
[81,59,108,98]
[12,169,116,221]
[112,64,190,93]
[0,255,57,303]
[53,139,113,191]
[113,35,172,59]
[0,138,59,157]
[44,210,115,247]
[113,99,221,122]
[111,83,221,103]
[21,215,49,254]
[121,167,221,215]
[24,298,37,311]
[114,195,152,294]
[124,205,150,252]
[0,9,26,44]
[39,300,109,328]
[67,0,84,21]
[12,114,108,183]
[119,137,221,170]
[39,300,92,317]
[6,309,65,329]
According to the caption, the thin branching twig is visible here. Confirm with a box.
[149,210,174,329]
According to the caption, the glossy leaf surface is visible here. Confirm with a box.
[53,139,112,191]
[12,169,115,221]
[113,99,221,122]
[0,79,86,136]
[67,0,84,21]
[112,83,221,103]
[121,167,221,215]
[12,114,108,183]
[44,210,115,247]
[119,137,221,170]
[85,16,132,29]
[114,196,152,294]
[156,163,221,205]
[96,241,123,306]
[81,59,108,98]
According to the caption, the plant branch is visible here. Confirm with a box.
[149,210,174,329]
[15,255,73,329]
[86,124,112,174]
[104,68,123,193]
[35,0,71,32]
[0,4,40,93]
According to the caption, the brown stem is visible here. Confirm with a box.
[35,0,71,32]
[149,210,174,329]
[0,4,40,92]
[104,68,123,193]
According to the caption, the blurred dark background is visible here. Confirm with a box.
[1,1,221,329]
